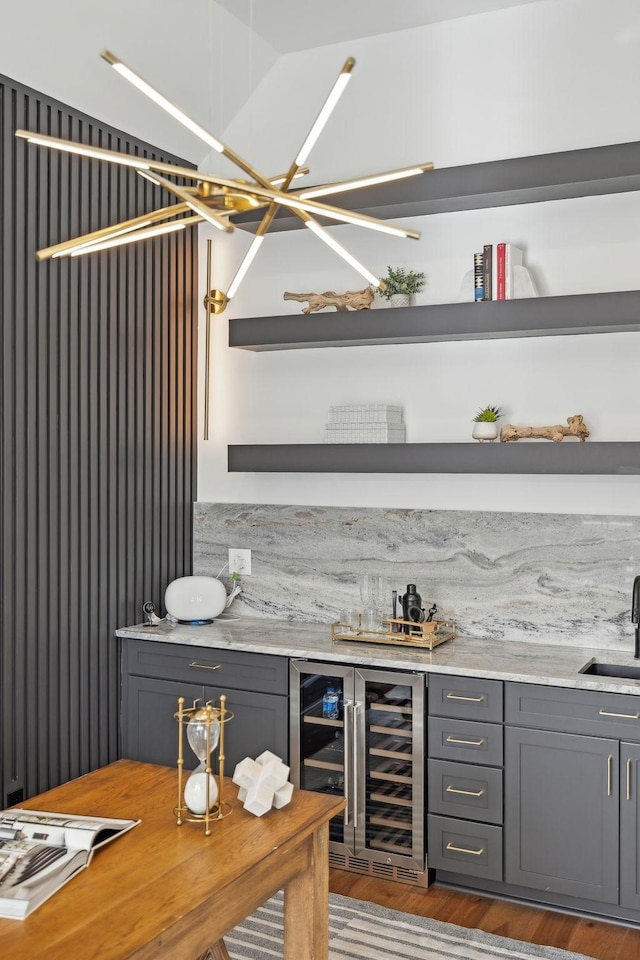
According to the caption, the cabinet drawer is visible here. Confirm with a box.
[506,682,640,739]
[429,674,503,723]
[123,639,288,694]
[427,814,503,881]
[428,759,503,824]
[428,717,503,766]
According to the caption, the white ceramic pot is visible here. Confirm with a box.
[389,293,412,308]
[472,421,500,442]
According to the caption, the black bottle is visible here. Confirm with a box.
[401,584,425,633]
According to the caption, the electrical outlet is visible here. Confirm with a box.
[228,548,252,576]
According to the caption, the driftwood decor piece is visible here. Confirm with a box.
[283,286,375,314]
[500,414,590,443]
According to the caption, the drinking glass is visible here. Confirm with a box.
[359,575,376,629]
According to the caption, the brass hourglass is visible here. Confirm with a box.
[174,696,233,835]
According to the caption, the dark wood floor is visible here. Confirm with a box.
[329,869,640,960]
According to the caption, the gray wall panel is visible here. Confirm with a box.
[0,74,198,803]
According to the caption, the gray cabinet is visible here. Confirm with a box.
[505,682,640,915]
[620,742,640,911]
[427,674,504,882]
[504,726,619,903]
[121,639,288,773]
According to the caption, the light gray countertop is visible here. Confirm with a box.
[116,617,640,696]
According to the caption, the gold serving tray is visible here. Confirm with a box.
[331,616,456,650]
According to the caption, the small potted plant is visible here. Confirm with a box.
[472,404,502,442]
[377,265,426,307]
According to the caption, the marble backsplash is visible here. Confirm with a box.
[193,503,640,651]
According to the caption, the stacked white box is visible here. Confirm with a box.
[325,404,405,443]
[328,404,403,424]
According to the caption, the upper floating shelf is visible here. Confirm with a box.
[229,290,640,352]
[232,140,640,232]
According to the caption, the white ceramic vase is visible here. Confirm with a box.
[472,421,500,442]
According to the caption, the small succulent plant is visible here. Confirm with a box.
[473,405,502,423]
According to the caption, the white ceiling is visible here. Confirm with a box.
[227,0,543,53]
[0,0,545,162]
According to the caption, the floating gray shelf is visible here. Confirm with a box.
[229,290,640,351]
[232,139,640,233]
[228,442,640,475]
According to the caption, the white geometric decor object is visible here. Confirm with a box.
[232,750,293,818]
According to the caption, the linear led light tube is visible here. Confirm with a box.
[69,220,187,257]
[227,236,265,299]
[285,196,416,238]
[101,50,225,154]
[52,220,153,258]
[299,164,433,200]
[295,58,355,166]
[19,132,152,169]
[306,221,380,287]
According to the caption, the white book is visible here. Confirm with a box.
[504,244,524,299]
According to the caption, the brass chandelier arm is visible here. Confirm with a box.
[101,50,312,200]
[35,202,193,261]
[15,131,420,239]
[65,217,201,257]
[225,58,356,298]
[296,162,435,200]
[138,170,233,233]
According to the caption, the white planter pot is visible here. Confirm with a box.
[388,293,412,308]
[472,421,500,442]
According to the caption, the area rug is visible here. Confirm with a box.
[225,891,595,960]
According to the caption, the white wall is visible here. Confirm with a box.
[0,0,277,163]
[197,0,640,515]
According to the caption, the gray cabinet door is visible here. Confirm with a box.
[123,676,288,774]
[620,742,640,911]
[505,726,619,904]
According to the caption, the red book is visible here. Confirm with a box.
[496,243,506,300]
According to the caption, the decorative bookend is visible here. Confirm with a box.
[283,287,375,314]
[232,751,294,817]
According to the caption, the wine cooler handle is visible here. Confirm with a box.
[343,700,354,827]
[352,701,362,829]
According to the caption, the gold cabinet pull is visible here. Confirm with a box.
[627,758,633,802]
[446,841,484,856]
[446,736,485,746]
[446,693,485,702]
[599,709,640,720]
[188,661,221,671]
[607,754,613,796]
[446,785,485,797]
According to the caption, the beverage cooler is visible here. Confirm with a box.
[290,660,428,885]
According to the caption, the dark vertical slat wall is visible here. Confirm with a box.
[0,75,198,803]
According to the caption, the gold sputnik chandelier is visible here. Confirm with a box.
[15,50,433,313]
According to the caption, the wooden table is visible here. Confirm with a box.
[0,759,345,960]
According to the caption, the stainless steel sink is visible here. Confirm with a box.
[579,659,640,680]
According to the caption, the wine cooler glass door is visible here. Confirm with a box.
[354,668,426,870]
[290,661,355,848]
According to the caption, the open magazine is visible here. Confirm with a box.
[0,809,139,919]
